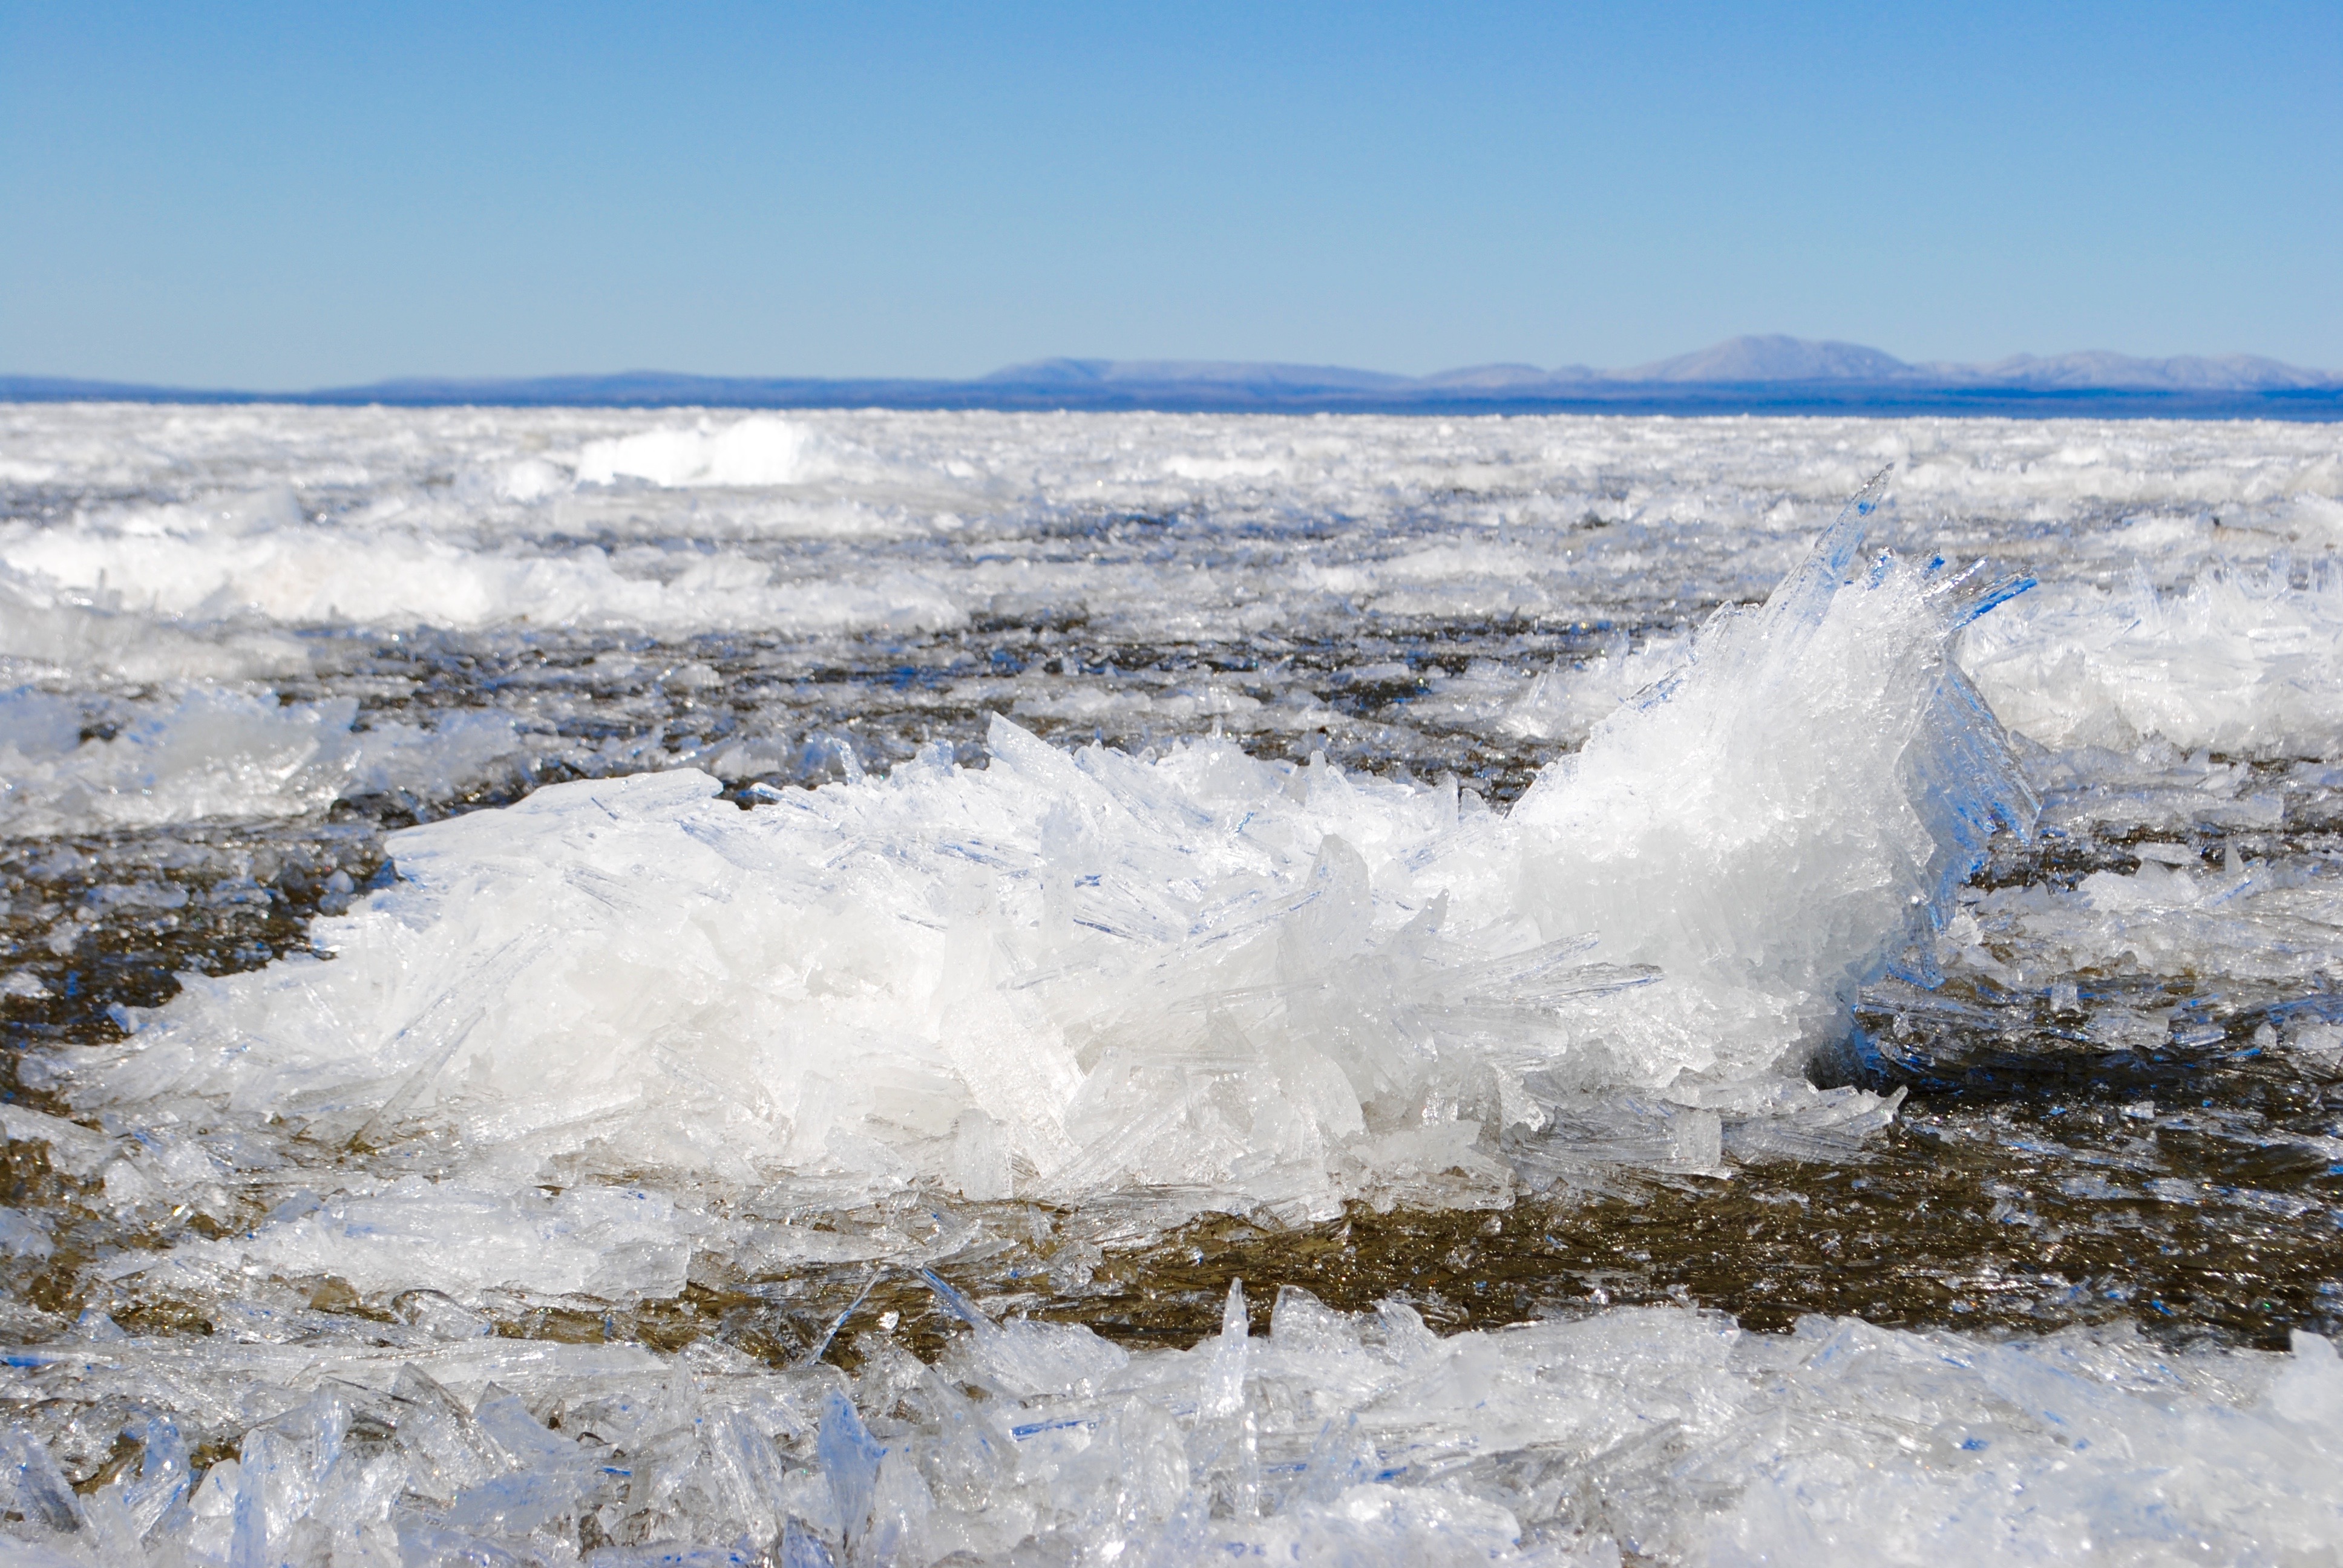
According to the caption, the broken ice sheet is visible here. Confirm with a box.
[10,407,2343,1560]
[5,1285,2342,1564]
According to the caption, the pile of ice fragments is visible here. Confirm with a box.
[30,496,2032,1269]
[1961,561,2343,759]
[7,1282,2343,1565]
[0,689,528,840]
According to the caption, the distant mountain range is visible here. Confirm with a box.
[990,337,2341,394]
[5,336,2338,419]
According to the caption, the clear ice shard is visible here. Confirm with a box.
[35,490,2033,1268]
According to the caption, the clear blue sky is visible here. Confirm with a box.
[5,1,2338,386]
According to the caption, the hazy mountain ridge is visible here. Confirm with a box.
[979,336,2338,393]
[1933,350,2336,391]
[979,335,2333,391]
[4,336,2336,415]
[1621,335,1913,383]
[975,358,1418,391]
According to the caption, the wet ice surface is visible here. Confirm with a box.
[5,404,2343,1562]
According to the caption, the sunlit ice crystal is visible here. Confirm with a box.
[34,487,2035,1281]
[1507,479,2037,1086]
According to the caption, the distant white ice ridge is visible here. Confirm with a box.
[573,415,839,488]
[44,500,2031,1261]
[0,517,962,638]
[5,1286,2342,1566]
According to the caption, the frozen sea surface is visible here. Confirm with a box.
[4,404,2343,1563]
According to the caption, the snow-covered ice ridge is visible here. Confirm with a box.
[5,405,2343,1563]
